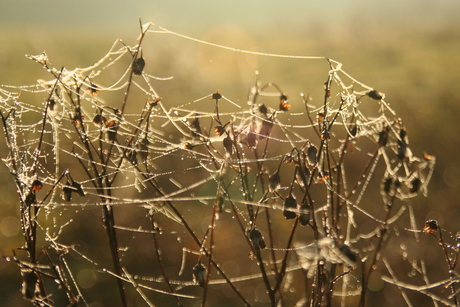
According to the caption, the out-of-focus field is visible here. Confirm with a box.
[1,16,460,305]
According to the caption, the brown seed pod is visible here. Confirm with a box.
[71,181,85,197]
[212,90,222,100]
[410,177,422,193]
[192,263,207,287]
[214,126,225,136]
[258,104,268,116]
[259,119,273,139]
[367,89,384,100]
[268,170,281,192]
[378,126,389,147]
[283,194,297,220]
[307,144,318,166]
[31,180,43,192]
[423,219,438,234]
[279,94,290,111]
[299,202,311,226]
[62,182,73,201]
[223,136,233,155]
[248,227,266,250]
[132,57,145,75]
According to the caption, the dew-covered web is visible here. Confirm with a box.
[0,22,445,306]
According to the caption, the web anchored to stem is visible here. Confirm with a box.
[1,21,447,307]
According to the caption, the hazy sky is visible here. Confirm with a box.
[1,0,459,36]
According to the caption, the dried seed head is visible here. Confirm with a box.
[283,194,297,220]
[184,142,195,150]
[92,114,106,125]
[71,181,85,197]
[378,126,390,147]
[423,220,438,234]
[190,117,202,137]
[246,129,257,149]
[132,57,145,75]
[382,177,393,194]
[25,193,36,207]
[307,144,318,166]
[223,136,233,155]
[339,244,357,263]
[214,126,225,136]
[397,139,407,160]
[88,82,99,95]
[248,228,266,250]
[367,89,384,100]
[259,119,273,139]
[192,263,207,287]
[299,202,311,226]
[279,94,290,111]
[212,90,222,100]
[258,104,268,116]
[21,270,38,299]
[321,128,330,140]
[31,180,43,192]
[268,171,281,192]
[410,177,422,193]
[63,182,73,201]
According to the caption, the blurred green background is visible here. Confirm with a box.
[1,0,460,306]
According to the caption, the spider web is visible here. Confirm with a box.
[0,22,440,306]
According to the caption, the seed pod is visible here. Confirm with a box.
[71,181,85,197]
[382,177,393,194]
[423,219,438,234]
[223,136,233,156]
[190,117,202,137]
[214,126,225,136]
[258,104,268,116]
[212,90,222,100]
[378,126,389,147]
[31,180,43,192]
[279,94,290,111]
[268,170,281,192]
[339,244,357,263]
[299,202,311,226]
[283,194,297,220]
[397,139,407,160]
[105,120,119,142]
[410,177,422,193]
[22,270,38,299]
[25,193,36,207]
[307,144,318,166]
[367,90,384,100]
[349,124,358,137]
[48,99,56,111]
[88,82,99,95]
[321,128,330,140]
[248,227,266,250]
[63,182,73,201]
[132,57,145,75]
[259,119,273,139]
[192,263,207,287]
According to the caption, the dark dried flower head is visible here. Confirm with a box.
[423,220,438,234]
[307,144,318,166]
[92,114,106,125]
[214,126,225,136]
[192,263,207,287]
[31,180,43,192]
[190,117,202,137]
[48,99,56,111]
[184,142,195,150]
[223,136,233,156]
[268,170,281,192]
[367,89,384,100]
[25,193,36,207]
[259,104,268,116]
[283,194,297,220]
[132,57,145,75]
[378,126,390,147]
[279,94,290,111]
[71,181,85,197]
[21,270,38,299]
[410,177,422,193]
[212,90,222,100]
[382,177,393,194]
[248,228,266,250]
[246,129,257,149]
[299,202,311,226]
[88,83,99,95]
[63,182,73,201]
[259,119,273,139]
